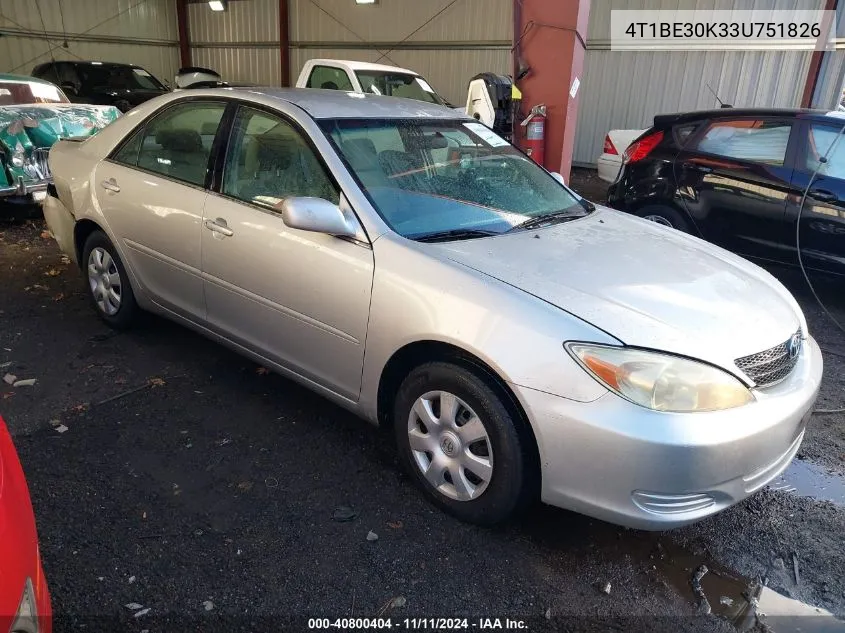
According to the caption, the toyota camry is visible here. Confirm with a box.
[42,88,822,529]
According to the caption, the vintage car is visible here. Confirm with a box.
[0,73,120,206]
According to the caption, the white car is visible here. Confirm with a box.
[597,129,646,183]
[296,59,460,110]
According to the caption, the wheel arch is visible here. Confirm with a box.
[74,218,105,267]
[376,339,541,492]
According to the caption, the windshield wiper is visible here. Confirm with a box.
[506,209,587,233]
[413,228,498,243]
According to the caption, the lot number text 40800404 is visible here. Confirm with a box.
[307,618,528,630]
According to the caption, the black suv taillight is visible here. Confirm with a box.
[623,130,664,164]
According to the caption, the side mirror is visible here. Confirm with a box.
[551,172,566,186]
[281,197,357,237]
[60,82,77,96]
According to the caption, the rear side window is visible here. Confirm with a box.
[693,119,791,166]
[112,101,226,187]
[307,66,354,91]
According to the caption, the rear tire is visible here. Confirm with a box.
[636,205,692,233]
[82,230,139,329]
[393,361,534,525]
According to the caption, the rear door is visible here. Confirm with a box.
[787,119,845,275]
[674,117,797,263]
[95,99,227,320]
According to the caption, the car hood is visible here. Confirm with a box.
[430,206,803,378]
[0,103,120,153]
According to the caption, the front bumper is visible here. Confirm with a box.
[0,176,50,202]
[515,336,823,530]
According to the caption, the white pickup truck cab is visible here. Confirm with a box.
[295,59,461,110]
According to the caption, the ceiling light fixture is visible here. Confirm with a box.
[209,1,227,11]
[355,0,377,4]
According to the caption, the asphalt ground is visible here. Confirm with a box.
[1,204,844,633]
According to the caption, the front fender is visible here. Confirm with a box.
[359,235,616,422]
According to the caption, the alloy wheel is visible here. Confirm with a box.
[87,246,122,316]
[407,390,494,501]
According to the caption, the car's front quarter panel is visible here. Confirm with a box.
[358,233,618,422]
[514,334,822,529]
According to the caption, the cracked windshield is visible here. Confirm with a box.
[321,118,590,241]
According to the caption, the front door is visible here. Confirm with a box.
[787,120,845,276]
[200,105,374,399]
[96,99,227,319]
[675,117,796,263]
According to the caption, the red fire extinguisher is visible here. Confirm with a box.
[521,104,546,167]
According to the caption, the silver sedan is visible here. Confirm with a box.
[43,88,822,529]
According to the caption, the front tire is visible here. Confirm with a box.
[82,230,139,329]
[394,362,534,525]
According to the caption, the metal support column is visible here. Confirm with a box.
[514,0,591,178]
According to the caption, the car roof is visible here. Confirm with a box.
[199,86,464,119]
[37,61,146,69]
[307,59,418,75]
[0,72,58,86]
[654,107,845,127]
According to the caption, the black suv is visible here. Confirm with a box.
[607,108,845,277]
[31,61,169,112]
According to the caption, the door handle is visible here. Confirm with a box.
[809,188,837,202]
[101,178,120,193]
[204,218,234,237]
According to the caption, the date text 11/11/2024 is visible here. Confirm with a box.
[307,618,529,630]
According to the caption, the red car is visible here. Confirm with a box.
[0,416,51,633]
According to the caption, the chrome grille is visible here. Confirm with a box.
[735,330,802,388]
[32,147,51,178]
[22,148,51,181]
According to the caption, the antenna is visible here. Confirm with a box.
[705,83,724,107]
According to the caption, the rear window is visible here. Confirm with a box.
[693,119,791,166]
[307,66,354,91]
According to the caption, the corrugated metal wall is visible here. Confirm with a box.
[811,9,845,110]
[0,0,179,83]
[187,0,511,104]
[573,0,823,166]
[188,0,281,85]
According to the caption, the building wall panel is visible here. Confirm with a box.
[188,0,280,43]
[289,0,511,44]
[192,47,281,86]
[0,0,178,81]
[574,0,823,165]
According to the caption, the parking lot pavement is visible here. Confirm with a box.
[1,218,844,632]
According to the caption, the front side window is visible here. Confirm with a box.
[321,118,588,240]
[115,101,226,186]
[694,119,791,166]
[805,123,845,180]
[355,71,444,105]
[222,106,338,209]
[306,66,353,91]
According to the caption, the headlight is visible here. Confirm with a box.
[566,344,754,412]
[10,578,39,633]
[11,148,25,167]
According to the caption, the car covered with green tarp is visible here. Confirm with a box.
[1,73,120,205]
